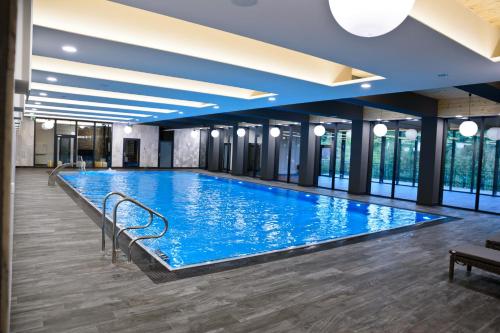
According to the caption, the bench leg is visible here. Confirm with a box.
[466,264,472,275]
[449,254,455,281]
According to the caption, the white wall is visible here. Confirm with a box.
[15,117,34,166]
[173,128,200,168]
[112,124,159,167]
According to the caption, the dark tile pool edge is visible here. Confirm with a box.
[55,173,458,282]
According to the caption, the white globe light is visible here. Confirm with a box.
[270,127,281,138]
[124,125,132,134]
[313,124,326,137]
[190,129,198,138]
[41,120,54,130]
[211,129,220,138]
[459,120,478,137]
[329,0,415,38]
[486,127,500,141]
[405,129,418,141]
[373,123,388,137]
[237,128,246,137]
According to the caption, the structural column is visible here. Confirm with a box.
[417,116,445,205]
[260,122,277,180]
[348,120,371,194]
[231,125,249,176]
[298,122,317,187]
[207,125,222,172]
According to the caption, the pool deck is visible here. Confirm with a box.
[11,168,500,333]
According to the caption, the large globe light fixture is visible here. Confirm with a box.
[190,129,198,138]
[237,128,246,137]
[459,120,478,137]
[328,0,415,37]
[373,123,388,137]
[270,127,281,138]
[211,129,220,138]
[41,120,54,130]
[486,127,500,141]
[314,124,326,137]
[124,125,132,134]
[405,129,418,141]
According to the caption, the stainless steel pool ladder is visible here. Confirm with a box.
[101,192,169,264]
[48,162,73,186]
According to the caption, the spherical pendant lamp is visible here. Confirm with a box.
[270,127,281,138]
[459,121,478,137]
[41,120,54,130]
[237,128,246,137]
[373,123,388,137]
[313,124,326,137]
[211,129,220,138]
[328,0,415,37]
[124,125,132,134]
[190,129,198,138]
[486,127,500,141]
[405,129,418,141]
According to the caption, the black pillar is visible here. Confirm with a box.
[261,123,276,180]
[348,120,371,194]
[231,126,249,176]
[207,126,222,172]
[299,122,316,187]
[417,117,445,205]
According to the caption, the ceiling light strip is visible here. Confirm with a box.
[25,113,124,123]
[26,110,132,120]
[31,82,214,108]
[25,104,151,117]
[29,95,177,114]
[32,55,275,100]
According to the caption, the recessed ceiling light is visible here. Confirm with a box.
[34,102,42,105]
[213,105,220,109]
[178,111,184,114]
[268,97,276,102]
[153,116,158,118]
[31,108,38,111]
[46,76,57,82]
[361,83,371,89]
[62,45,77,53]
[455,115,463,118]
[39,92,48,96]
[326,122,332,125]
[406,117,412,120]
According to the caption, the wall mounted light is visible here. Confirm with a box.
[124,125,132,134]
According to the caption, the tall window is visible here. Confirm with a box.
[442,116,500,213]
[370,119,421,201]
[34,119,55,167]
[247,126,263,178]
[276,125,301,183]
[95,123,112,168]
[77,121,95,167]
[317,122,352,191]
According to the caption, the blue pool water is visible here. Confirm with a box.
[60,170,445,269]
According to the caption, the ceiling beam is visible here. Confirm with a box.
[456,83,500,103]
[273,100,364,120]
[341,92,438,117]
[233,109,309,123]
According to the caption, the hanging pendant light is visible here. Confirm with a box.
[459,93,478,137]
[270,127,281,138]
[313,124,326,137]
[373,123,388,137]
[190,129,198,138]
[328,0,415,38]
[211,129,220,138]
[486,127,500,141]
[124,125,133,134]
[405,129,418,141]
[236,128,246,137]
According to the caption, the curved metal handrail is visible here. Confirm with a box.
[48,162,73,186]
[101,192,130,251]
[112,198,169,264]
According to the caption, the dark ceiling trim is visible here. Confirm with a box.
[341,92,438,117]
[456,83,500,103]
[273,100,364,120]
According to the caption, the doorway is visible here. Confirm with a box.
[123,138,140,168]
[56,135,75,165]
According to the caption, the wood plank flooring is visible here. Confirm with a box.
[10,169,500,332]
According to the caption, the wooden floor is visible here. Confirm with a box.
[11,168,500,333]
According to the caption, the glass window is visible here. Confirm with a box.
[77,122,95,168]
[289,126,301,184]
[318,130,334,188]
[95,123,112,168]
[199,129,208,169]
[56,120,76,135]
[478,117,500,213]
[370,122,396,197]
[335,126,351,191]
[394,120,421,201]
[34,118,55,167]
[442,118,480,210]
[277,127,290,182]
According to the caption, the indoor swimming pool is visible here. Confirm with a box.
[60,170,446,270]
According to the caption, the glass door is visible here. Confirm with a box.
[123,138,140,168]
[56,135,75,165]
[318,130,334,188]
